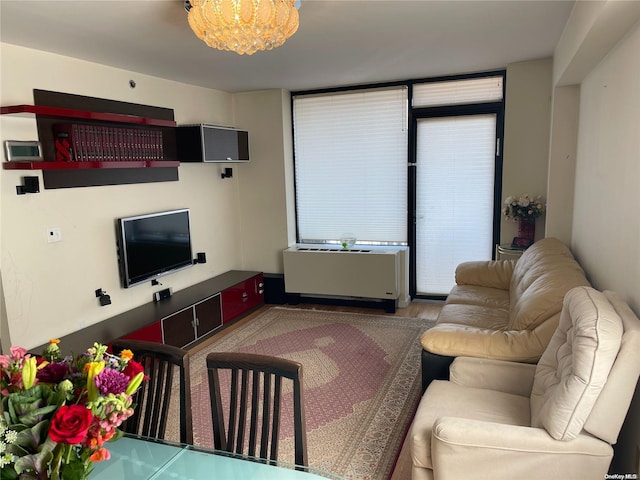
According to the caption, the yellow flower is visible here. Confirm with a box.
[125,372,145,396]
[22,356,37,389]
[49,339,61,345]
[86,361,105,401]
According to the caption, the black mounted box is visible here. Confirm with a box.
[176,124,249,163]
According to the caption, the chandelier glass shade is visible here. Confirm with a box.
[186,0,299,55]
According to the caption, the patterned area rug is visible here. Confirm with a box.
[181,306,436,480]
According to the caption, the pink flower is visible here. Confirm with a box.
[0,355,10,368]
[9,346,27,359]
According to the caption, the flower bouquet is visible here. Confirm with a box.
[503,194,546,247]
[502,194,546,221]
[0,340,146,480]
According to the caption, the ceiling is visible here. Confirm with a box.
[0,1,575,94]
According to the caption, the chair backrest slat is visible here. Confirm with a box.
[237,369,250,454]
[208,368,227,450]
[111,339,193,445]
[228,368,239,452]
[271,375,282,461]
[206,352,308,467]
[157,360,172,437]
[248,371,260,457]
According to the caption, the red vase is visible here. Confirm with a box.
[518,218,535,243]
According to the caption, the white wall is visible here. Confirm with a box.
[545,85,579,245]
[233,89,292,274]
[574,21,640,475]
[572,24,639,304]
[501,58,552,244]
[0,44,242,350]
[549,1,640,473]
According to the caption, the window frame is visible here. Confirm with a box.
[291,71,506,299]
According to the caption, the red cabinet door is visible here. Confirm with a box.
[120,321,163,344]
[221,274,264,324]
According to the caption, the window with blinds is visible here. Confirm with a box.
[413,75,504,108]
[412,74,504,295]
[292,87,408,244]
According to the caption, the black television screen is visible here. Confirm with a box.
[116,209,193,288]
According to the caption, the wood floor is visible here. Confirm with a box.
[191,299,443,480]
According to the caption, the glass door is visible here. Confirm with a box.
[414,113,497,295]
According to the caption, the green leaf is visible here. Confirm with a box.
[7,420,50,455]
[10,434,59,480]
[56,446,90,480]
[0,465,19,480]
[13,449,53,476]
[109,428,124,442]
[3,385,64,429]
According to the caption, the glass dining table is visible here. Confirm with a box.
[91,435,345,480]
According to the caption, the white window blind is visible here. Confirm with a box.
[413,76,503,108]
[293,87,408,244]
[416,114,496,295]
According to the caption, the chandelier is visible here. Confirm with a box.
[185,0,299,55]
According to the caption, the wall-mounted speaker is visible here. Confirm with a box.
[16,176,40,195]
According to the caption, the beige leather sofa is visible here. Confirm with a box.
[420,237,590,389]
[409,287,640,480]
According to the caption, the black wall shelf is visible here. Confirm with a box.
[2,90,180,188]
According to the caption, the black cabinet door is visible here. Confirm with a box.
[162,308,196,347]
[195,294,222,338]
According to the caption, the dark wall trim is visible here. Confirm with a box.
[32,90,178,188]
[43,167,179,189]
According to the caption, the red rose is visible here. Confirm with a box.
[49,405,93,444]
[122,359,147,381]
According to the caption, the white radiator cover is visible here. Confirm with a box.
[283,246,400,300]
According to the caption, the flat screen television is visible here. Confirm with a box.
[116,209,193,288]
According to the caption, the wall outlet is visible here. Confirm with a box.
[47,227,62,243]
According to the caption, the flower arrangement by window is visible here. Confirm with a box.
[503,194,546,221]
[0,340,146,480]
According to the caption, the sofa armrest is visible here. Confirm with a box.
[454,260,516,289]
[420,324,545,363]
[431,417,612,480]
[449,357,536,396]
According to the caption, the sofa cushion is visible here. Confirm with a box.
[530,287,623,441]
[434,303,509,329]
[421,320,546,362]
[445,285,510,310]
[410,380,530,469]
[508,238,590,331]
[454,259,516,290]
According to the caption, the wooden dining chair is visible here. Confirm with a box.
[205,352,308,467]
[111,339,193,445]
